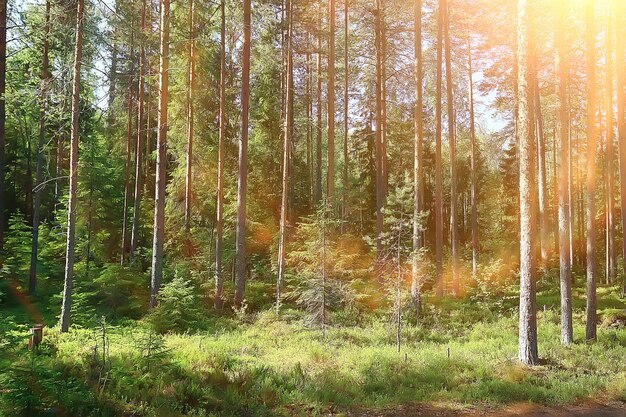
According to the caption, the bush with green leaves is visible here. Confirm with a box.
[147,274,204,333]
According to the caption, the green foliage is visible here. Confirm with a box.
[91,264,148,320]
[147,274,204,333]
[0,213,32,284]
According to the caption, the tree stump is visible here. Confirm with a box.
[28,324,44,349]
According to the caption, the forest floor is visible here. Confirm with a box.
[1,280,626,416]
[350,401,626,416]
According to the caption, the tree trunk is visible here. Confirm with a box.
[444,0,459,296]
[150,0,170,308]
[584,0,598,341]
[131,0,147,258]
[374,0,384,257]
[121,33,135,265]
[60,0,84,333]
[315,4,323,205]
[616,0,626,295]
[435,0,444,297]
[342,0,349,230]
[411,0,423,320]
[327,0,335,204]
[517,0,539,366]
[535,74,547,265]
[29,0,51,295]
[277,0,293,313]
[555,0,573,345]
[605,1,615,285]
[184,0,195,230]
[468,37,478,279]
[0,0,6,254]
[234,0,252,308]
[214,0,226,310]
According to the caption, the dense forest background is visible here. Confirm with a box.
[0,0,626,415]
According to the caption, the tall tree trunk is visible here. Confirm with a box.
[131,0,147,258]
[443,0,459,296]
[277,0,293,313]
[380,6,387,197]
[327,0,335,203]
[342,0,349,230]
[605,1,615,285]
[234,0,252,308]
[315,3,323,205]
[434,0,444,296]
[60,0,84,333]
[584,0,598,341]
[306,37,313,207]
[150,0,170,308]
[29,0,51,295]
[0,0,6,255]
[107,0,120,132]
[517,0,539,366]
[535,74,547,265]
[411,0,423,320]
[374,0,384,257]
[121,32,135,265]
[184,0,195,230]
[616,0,626,294]
[214,0,226,310]
[468,37,478,279]
[555,0,573,345]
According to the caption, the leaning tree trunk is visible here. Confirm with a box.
[517,0,539,366]
[29,0,51,295]
[444,0,459,296]
[150,0,171,308]
[555,0,573,345]
[411,0,423,320]
[434,0,444,297]
[234,0,252,308]
[214,0,226,310]
[60,0,85,333]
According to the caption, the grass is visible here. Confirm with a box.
[1,284,625,416]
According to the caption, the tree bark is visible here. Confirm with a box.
[184,0,195,230]
[584,0,598,341]
[277,0,293,312]
[0,0,6,254]
[535,74,547,265]
[616,0,626,295]
[517,0,539,365]
[121,32,135,265]
[374,0,384,257]
[150,0,170,308]
[468,37,478,279]
[435,0,444,297]
[555,0,573,345]
[605,1,615,285]
[411,0,423,320]
[327,0,335,203]
[29,0,51,295]
[315,3,323,205]
[214,0,226,310]
[60,0,85,332]
[443,0,459,296]
[234,0,252,308]
[131,0,147,258]
[342,0,349,230]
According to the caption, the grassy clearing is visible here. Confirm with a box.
[1,285,625,416]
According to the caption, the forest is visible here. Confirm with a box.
[0,0,626,415]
